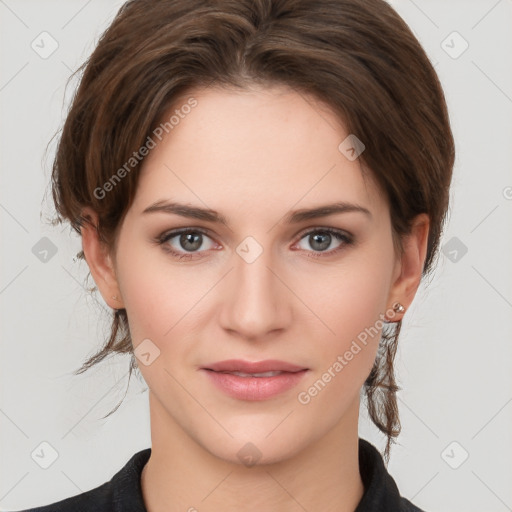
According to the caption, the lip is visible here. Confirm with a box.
[201,370,309,401]
[202,359,307,373]
[200,359,309,401]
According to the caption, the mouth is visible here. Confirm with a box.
[200,359,309,401]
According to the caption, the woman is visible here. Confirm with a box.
[16,0,454,510]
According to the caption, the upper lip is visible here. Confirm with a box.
[202,359,307,373]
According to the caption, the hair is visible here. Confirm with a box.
[47,0,455,464]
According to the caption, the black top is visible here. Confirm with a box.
[13,438,425,512]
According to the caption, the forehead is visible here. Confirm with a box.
[131,84,386,222]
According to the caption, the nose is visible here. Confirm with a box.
[218,246,293,341]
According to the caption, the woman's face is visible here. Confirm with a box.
[86,84,426,464]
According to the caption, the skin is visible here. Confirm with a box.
[81,84,429,512]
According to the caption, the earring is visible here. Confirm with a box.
[112,295,120,301]
[393,302,405,314]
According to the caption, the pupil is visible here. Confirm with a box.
[181,232,202,251]
[311,232,330,251]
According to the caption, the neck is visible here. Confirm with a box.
[141,392,365,512]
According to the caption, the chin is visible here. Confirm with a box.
[208,439,301,467]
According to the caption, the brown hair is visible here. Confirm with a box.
[48,0,455,464]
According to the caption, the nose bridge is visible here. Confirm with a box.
[219,238,291,339]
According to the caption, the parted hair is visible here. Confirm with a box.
[49,0,455,464]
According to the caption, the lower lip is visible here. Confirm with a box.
[201,369,308,401]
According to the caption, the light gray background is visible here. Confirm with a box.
[1,1,511,511]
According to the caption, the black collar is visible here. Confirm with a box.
[355,438,423,511]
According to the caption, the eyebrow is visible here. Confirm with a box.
[142,200,372,226]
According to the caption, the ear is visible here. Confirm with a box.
[386,213,430,321]
[80,207,124,310]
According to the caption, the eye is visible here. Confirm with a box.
[156,227,354,261]
[157,228,218,260]
[294,228,353,258]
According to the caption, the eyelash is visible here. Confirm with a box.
[155,227,354,261]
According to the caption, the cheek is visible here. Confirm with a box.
[116,245,215,385]
[306,253,393,339]
[117,241,199,335]
[300,244,394,379]
[295,268,390,416]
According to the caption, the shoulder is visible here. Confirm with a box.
[9,448,151,512]
[356,438,427,512]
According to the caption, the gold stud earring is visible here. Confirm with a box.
[393,302,405,314]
